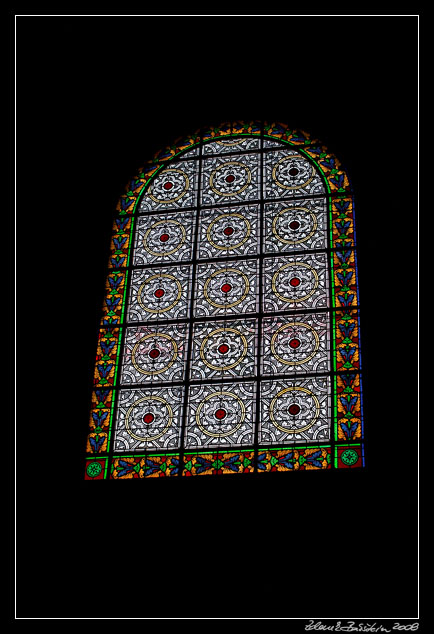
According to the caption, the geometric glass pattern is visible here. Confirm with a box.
[85,120,364,479]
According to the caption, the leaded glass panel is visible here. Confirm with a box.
[201,153,260,205]
[263,198,328,254]
[264,148,326,199]
[194,259,259,317]
[185,382,256,450]
[138,159,199,212]
[85,122,364,479]
[127,265,192,322]
[198,204,260,259]
[261,312,330,376]
[132,211,195,265]
[259,377,331,445]
[190,318,257,380]
[120,323,188,385]
[114,386,184,452]
[203,136,260,155]
[263,253,329,312]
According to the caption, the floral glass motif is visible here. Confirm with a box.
[120,323,188,385]
[264,198,328,254]
[138,159,199,212]
[259,377,331,445]
[114,386,184,452]
[263,253,329,312]
[262,312,330,376]
[194,259,259,318]
[264,148,326,200]
[201,153,260,206]
[185,382,256,450]
[127,265,192,323]
[86,122,364,478]
[132,211,195,265]
[198,204,260,260]
[190,318,257,380]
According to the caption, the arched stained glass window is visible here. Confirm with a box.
[84,121,364,480]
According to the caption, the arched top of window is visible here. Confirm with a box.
[118,121,352,214]
[84,121,364,480]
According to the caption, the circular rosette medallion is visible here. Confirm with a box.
[125,396,173,442]
[200,328,248,371]
[86,462,102,478]
[341,448,359,466]
[131,333,178,376]
[143,219,186,257]
[203,268,250,309]
[206,213,251,251]
[196,391,246,438]
[271,322,320,366]
[272,155,314,190]
[272,206,318,245]
[210,161,251,196]
[272,262,319,304]
[270,387,320,434]
[149,168,190,204]
[138,273,182,314]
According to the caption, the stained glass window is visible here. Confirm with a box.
[84,121,364,480]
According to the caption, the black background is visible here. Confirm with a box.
[15,15,419,620]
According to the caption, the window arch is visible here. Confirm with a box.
[84,120,364,480]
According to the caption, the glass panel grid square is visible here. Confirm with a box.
[184,382,256,450]
[194,259,259,318]
[263,253,329,312]
[132,211,195,265]
[114,386,184,452]
[198,204,260,260]
[127,265,193,323]
[261,312,330,377]
[190,318,257,380]
[264,198,328,254]
[201,153,260,206]
[264,148,326,199]
[138,159,200,212]
[119,323,189,385]
[259,377,331,446]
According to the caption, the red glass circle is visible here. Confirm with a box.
[218,344,229,354]
[159,233,169,242]
[154,288,165,298]
[215,409,226,420]
[221,283,232,294]
[289,168,299,176]
[149,348,160,359]
[223,227,234,236]
[143,413,154,424]
[289,338,300,349]
[288,404,300,416]
[289,220,300,230]
[163,182,173,190]
[290,277,301,287]
[225,174,235,183]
